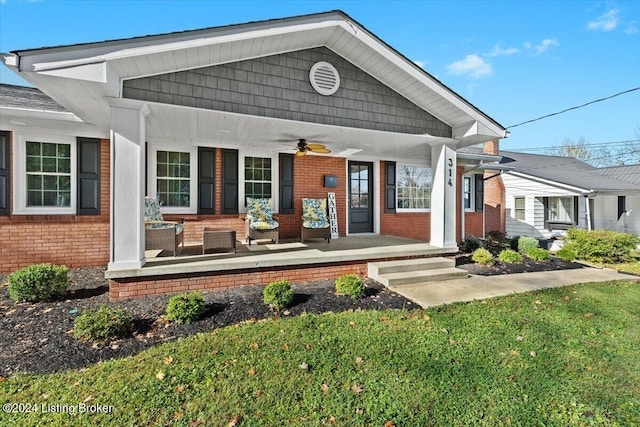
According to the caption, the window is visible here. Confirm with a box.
[463,176,472,210]
[548,197,574,222]
[26,141,72,207]
[156,150,190,207]
[244,156,272,204]
[514,197,525,220]
[397,165,431,210]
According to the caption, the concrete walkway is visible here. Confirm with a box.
[390,267,638,308]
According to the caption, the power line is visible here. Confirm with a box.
[507,139,640,152]
[507,86,640,129]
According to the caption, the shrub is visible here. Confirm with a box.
[460,234,482,253]
[527,247,550,262]
[555,246,577,262]
[517,236,539,255]
[566,228,640,263]
[166,291,206,324]
[73,306,132,342]
[263,280,294,310]
[509,236,520,251]
[498,249,524,264]
[471,248,494,266]
[486,230,508,244]
[7,263,69,303]
[335,274,365,299]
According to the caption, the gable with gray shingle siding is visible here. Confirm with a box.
[122,47,452,137]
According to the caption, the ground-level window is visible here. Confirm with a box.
[244,156,272,204]
[548,196,574,222]
[397,165,431,210]
[156,150,190,207]
[514,197,525,220]
[463,176,472,210]
[26,141,72,207]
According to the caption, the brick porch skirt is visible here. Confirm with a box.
[108,261,368,301]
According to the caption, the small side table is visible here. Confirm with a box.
[202,228,236,254]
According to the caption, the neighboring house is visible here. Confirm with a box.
[499,151,640,238]
[0,10,508,278]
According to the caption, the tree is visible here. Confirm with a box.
[547,132,640,167]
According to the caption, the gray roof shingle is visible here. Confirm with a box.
[0,83,68,112]
[592,164,640,186]
[500,151,639,192]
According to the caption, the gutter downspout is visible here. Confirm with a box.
[585,194,592,231]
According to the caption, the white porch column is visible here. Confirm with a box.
[430,143,458,249]
[108,105,147,271]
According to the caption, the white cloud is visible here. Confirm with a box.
[486,45,519,57]
[447,54,493,78]
[524,39,559,54]
[588,9,620,31]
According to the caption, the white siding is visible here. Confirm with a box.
[502,173,583,238]
[593,195,640,235]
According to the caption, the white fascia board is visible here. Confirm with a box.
[456,152,502,162]
[0,106,82,122]
[507,171,591,194]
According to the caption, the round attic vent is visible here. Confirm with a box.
[309,61,340,96]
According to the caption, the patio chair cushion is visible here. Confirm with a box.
[144,197,183,235]
[246,197,275,222]
[249,219,280,230]
[302,198,329,229]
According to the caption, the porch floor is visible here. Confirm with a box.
[106,235,457,280]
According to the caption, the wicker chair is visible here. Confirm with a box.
[245,197,279,245]
[144,197,184,256]
[301,198,330,243]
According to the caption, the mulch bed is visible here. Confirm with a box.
[460,258,586,276]
[0,268,416,377]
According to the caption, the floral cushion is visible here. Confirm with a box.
[302,198,329,228]
[249,219,280,230]
[246,197,274,222]
[144,197,183,235]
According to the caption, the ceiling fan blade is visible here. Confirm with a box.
[295,150,307,156]
[309,147,331,154]
[306,143,327,150]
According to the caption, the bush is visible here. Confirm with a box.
[517,236,539,255]
[460,234,482,253]
[263,280,294,310]
[555,246,577,262]
[7,263,69,303]
[73,306,132,342]
[509,236,520,251]
[566,228,640,263]
[527,247,550,262]
[498,249,524,264]
[471,248,494,266]
[486,230,508,244]
[335,274,365,299]
[166,291,206,324]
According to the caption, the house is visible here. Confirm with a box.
[499,150,640,239]
[1,11,508,298]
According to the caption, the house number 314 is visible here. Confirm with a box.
[447,158,453,187]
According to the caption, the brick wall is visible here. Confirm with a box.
[1,138,110,273]
[379,161,430,241]
[482,140,505,234]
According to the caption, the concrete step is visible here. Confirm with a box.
[368,257,455,276]
[368,258,467,288]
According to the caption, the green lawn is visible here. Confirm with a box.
[606,260,640,276]
[2,281,639,427]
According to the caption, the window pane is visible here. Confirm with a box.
[43,175,57,191]
[26,142,40,156]
[42,157,57,173]
[43,191,58,206]
[26,156,41,172]
[244,156,272,200]
[58,144,71,158]
[515,198,525,209]
[42,143,57,157]
[58,158,71,174]
[27,191,41,206]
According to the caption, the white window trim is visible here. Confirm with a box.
[147,144,198,214]
[396,162,432,213]
[13,133,77,215]
[239,150,279,214]
[463,174,474,212]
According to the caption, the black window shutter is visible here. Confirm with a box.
[0,131,9,215]
[618,196,626,220]
[221,148,238,214]
[385,161,396,213]
[543,197,549,225]
[77,137,101,215]
[279,153,294,214]
[474,174,484,212]
[573,196,579,225]
[198,147,216,214]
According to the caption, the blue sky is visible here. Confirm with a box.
[1,0,639,152]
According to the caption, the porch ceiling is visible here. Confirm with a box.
[143,101,451,161]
